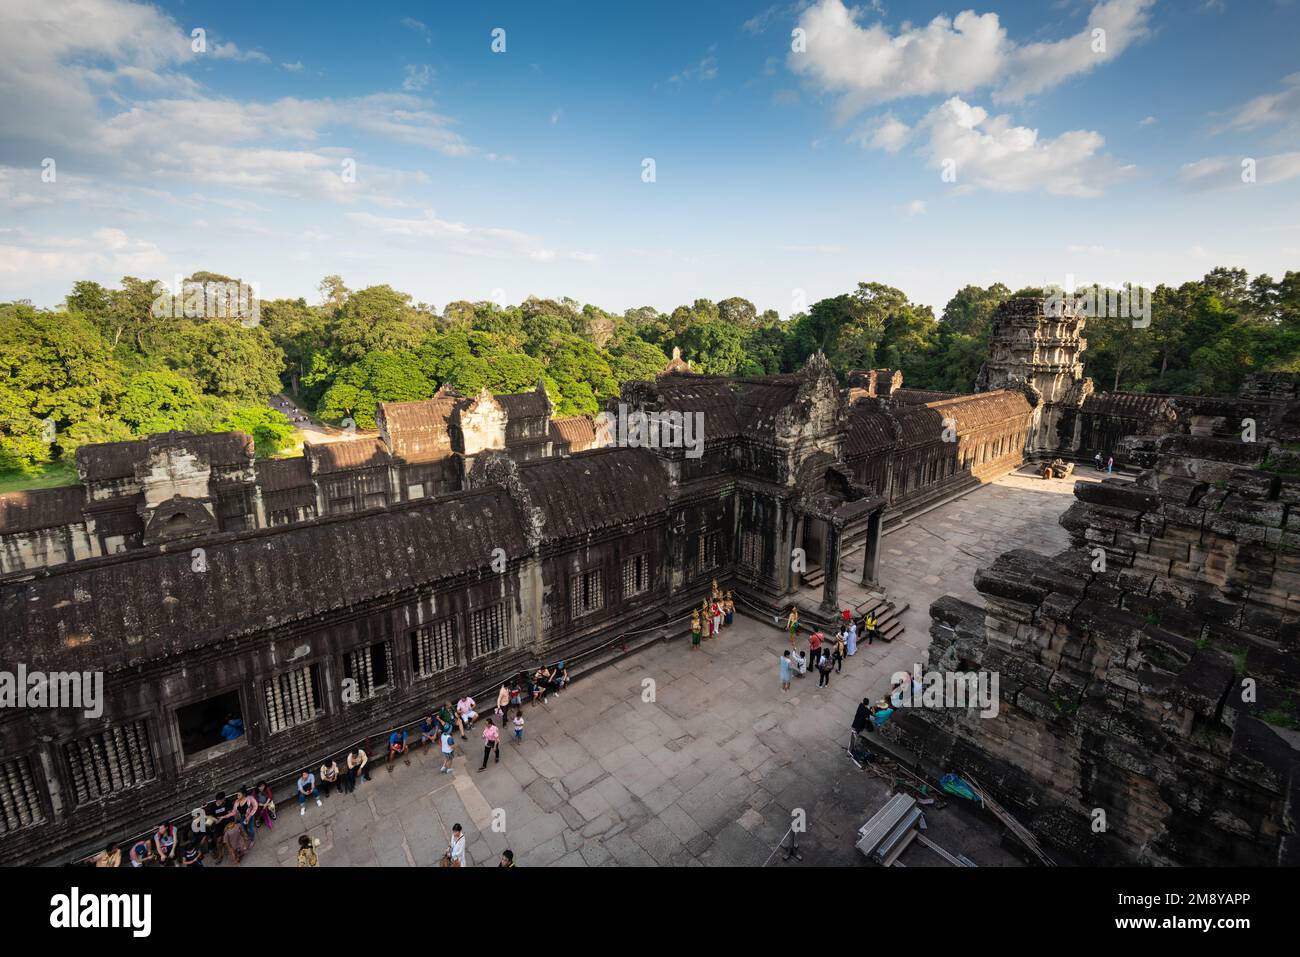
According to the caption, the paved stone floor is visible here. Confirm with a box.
[233,465,1115,867]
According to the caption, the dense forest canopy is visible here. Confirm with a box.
[2,267,1297,475]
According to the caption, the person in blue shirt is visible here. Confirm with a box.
[419,715,439,751]
[296,769,319,817]
[386,728,409,772]
[220,714,244,741]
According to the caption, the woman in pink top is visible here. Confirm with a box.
[479,717,501,771]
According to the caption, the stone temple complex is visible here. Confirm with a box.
[0,297,1296,866]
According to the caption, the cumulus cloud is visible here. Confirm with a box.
[912,96,1133,196]
[852,114,912,153]
[0,226,167,281]
[788,0,1153,116]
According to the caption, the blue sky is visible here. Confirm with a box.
[1,0,1298,315]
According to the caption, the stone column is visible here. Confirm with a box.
[819,521,841,613]
[789,512,805,594]
[861,510,882,588]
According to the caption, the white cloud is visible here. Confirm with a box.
[1215,72,1300,136]
[1138,115,1157,126]
[1178,152,1300,190]
[282,61,304,72]
[914,96,1133,196]
[0,227,167,280]
[852,114,912,153]
[668,48,719,85]
[788,0,1152,116]
[401,17,432,44]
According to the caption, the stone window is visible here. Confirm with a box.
[176,690,245,760]
[0,755,44,835]
[571,568,604,618]
[407,483,425,500]
[62,720,157,805]
[622,554,650,598]
[412,617,458,676]
[741,530,763,571]
[264,664,324,734]
[698,532,721,571]
[343,640,394,701]
[470,604,506,658]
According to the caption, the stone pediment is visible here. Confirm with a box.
[140,494,218,545]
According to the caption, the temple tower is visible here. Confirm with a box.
[975,296,1092,457]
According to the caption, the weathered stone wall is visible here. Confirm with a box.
[890,430,1300,865]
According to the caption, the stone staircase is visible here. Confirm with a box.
[790,580,908,643]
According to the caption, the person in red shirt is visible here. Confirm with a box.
[808,630,824,670]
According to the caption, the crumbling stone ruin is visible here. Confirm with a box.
[889,383,1300,865]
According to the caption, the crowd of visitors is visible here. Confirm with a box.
[88,661,573,868]
[779,604,874,692]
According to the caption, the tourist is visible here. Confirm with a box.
[1094,451,1103,471]
[220,713,244,741]
[499,849,516,868]
[129,835,155,867]
[531,667,551,705]
[780,650,793,692]
[346,748,369,789]
[809,629,824,667]
[439,701,462,737]
[786,606,800,645]
[832,633,846,673]
[496,682,511,721]
[444,824,466,867]
[509,680,524,709]
[841,607,852,628]
[846,619,858,657]
[254,781,277,826]
[93,842,121,868]
[297,769,321,816]
[387,728,410,771]
[552,661,569,695]
[852,697,873,735]
[297,834,319,868]
[1106,455,1114,474]
[817,646,834,688]
[419,714,440,751]
[691,608,702,650]
[863,612,877,646]
[210,791,237,829]
[234,789,259,842]
[319,759,341,797]
[180,841,204,867]
[792,648,807,678]
[154,821,179,864]
[512,709,525,743]
[479,717,501,771]
[220,817,251,865]
[457,695,479,733]
[440,726,456,774]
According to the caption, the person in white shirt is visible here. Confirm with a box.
[793,650,808,677]
[456,696,478,738]
[447,823,466,867]
[440,730,455,774]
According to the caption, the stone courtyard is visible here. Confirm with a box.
[236,466,1112,867]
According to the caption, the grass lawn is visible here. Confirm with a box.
[0,460,79,494]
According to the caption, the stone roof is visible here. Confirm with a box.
[0,486,529,668]
[305,437,391,473]
[927,390,1033,433]
[0,486,85,534]
[517,447,668,540]
[378,395,465,464]
[76,431,254,481]
[255,456,313,492]
[891,388,960,405]
[550,415,596,452]
[1081,391,1178,420]
[496,387,550,420]
[845,405,898,457]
